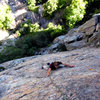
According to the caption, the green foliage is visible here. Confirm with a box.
[43,0,59,16]
[0,5,15,30]
[36,0,48,4]
[27,0,36,7]
[17,21,40,35]
[43,0,69,17]
[34,31,51,47]
[58,0,70,8]
[0,46,24,63]
[0,21,66,63]
[93,8,100,14]
[0,66,5,71]
[47,22,65,38]
[64,0,87,28]
[17,21,65,39]
[27,0,39,12]
[15,35,38,56]
[81,0,100,23]
[0,35,38,63]
[0,41,2,46]
[16,22,62,47]
[37,0,42,3]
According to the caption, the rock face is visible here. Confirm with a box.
[40,14,100,54]
[0,30,19,52]
[0,47,100,100]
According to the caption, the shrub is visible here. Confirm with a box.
[17,22,40,36]
[0,34,41,63]
[27,0,36,6]
[36,0,48,4]
[27,0,40,13]
[64,0,87,28]
[34,30,51,47]
[58,0,69,8]
[15,34,37,49]
[0,46,24,63]
[0,41,2,46]
[17,21,65,39]
[0,5,15,30]
[93,8,100,14]
[43,0,70,17]
[47,22,65,38]
[27,0,36,10]
[0,22,66,63]
[43,0,59,16]
[0,66,5,72]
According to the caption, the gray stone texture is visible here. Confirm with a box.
[0,47,100,100]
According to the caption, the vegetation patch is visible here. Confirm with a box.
[64,0,87,28]
[43,0,70,17]
[0,66,5,72]
[0,5,15,30]
[0,21,65,63]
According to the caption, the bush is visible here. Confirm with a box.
[64,0,87,28]
[93,8,100,14]
[36,0,48,5]
[27,0,36,6]
[0,5,15,30]
[27,0,36,10]
[0,46,24,63]
[43,0,59,16]
[43,0,70,17]
[0,22,66,63]
[34,30,51,47]
[17,22,40,36]
[16,21,65,39]
[58,0,70,8]
[15,34,37,48]
[15,22,65,53]
[47,22,65,38]
[80,0,100,24]
[0,41,2,46]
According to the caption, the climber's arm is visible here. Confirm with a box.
[47,68,51,77]
[62,62,74,68]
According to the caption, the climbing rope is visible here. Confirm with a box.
[49,76,67,100]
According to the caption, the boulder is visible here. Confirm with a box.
[65,39,87,50]
[64,32,84,44]
[84,26,95,36]
[78,18,96,32]
[53,35,66,44]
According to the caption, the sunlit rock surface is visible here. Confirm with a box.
[0,47,100,100]
[0,30,9,41]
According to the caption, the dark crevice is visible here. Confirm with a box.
[14,65,25,70]
[17,94,27,100]
[0,67,5,72]
[76,36,83,41]
[67,40,75,44]
[87,34,94,38]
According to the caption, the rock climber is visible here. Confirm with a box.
[42,61,74,76]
